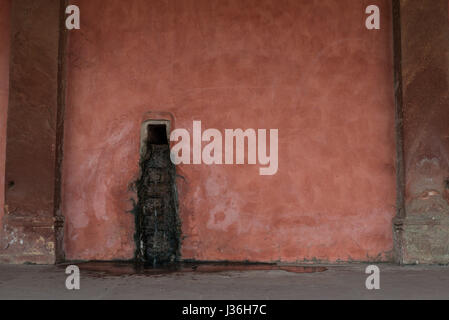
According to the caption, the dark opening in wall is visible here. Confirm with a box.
[147,124,169,145]
[136,122,180,266]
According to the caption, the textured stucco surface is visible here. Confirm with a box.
[0,0,60,264]
[63,0,396,262]
[0,0,10,236]
[399,0,449,264]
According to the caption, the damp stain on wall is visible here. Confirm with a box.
[135,124,181,266]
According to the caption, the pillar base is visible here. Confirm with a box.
[395,213,449,265]
[0,215,55,264]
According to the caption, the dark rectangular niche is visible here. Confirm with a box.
[136,122,180,266]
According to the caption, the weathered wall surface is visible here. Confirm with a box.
[63,0,396,262]
[0,0,61,264]
[398,0,449,264]
[0,0,10,238]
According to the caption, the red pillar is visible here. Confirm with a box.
[394,0,449,264]
[0,0,65,264]
[0,1,11,241]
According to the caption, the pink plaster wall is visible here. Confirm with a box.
[63,0,396,262]
[0,0,10,232]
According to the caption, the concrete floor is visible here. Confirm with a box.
[0,263,448,300]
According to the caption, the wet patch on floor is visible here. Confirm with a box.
[59,262,328,278]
